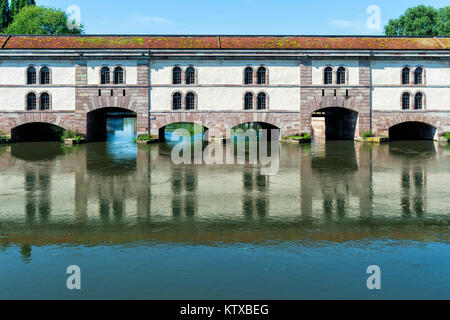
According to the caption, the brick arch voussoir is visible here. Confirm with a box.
[388,114,437,129]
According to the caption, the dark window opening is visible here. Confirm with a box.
[186,67,195,85]
[402,67,410,85]
[40,93,50,110]
[186,92,195,110]
[257,93,266,110]
[173,93,182,110]
[173,67,182,84]
[337,67,346,85]
[101,67,110,84]
[257,67,266,85]
[27,67,36,85]
[324,67,333,85]
[27,93,36,110]
[244,92,253,110]
[114,67,124,84]
[402,93,410,110]
[40,67,50,85]
[244,67,253,85]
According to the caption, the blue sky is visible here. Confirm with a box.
[38,0,448,35]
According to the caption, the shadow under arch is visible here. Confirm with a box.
[11,122,65,142]
[232,122,280,141]
[87,107,137,142]
[312,107,358,141]
[389,121,437,141]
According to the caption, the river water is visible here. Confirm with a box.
[0,118,449,299]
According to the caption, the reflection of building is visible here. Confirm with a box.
[0,141,448,246]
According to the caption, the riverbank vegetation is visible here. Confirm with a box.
[0,130,9,143]
[61,130,83,143]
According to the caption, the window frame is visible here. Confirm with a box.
[39,92,51,110]
[185,91,197,110]
[185,66,196,85]
[324,66,333,85]
[244,92,254,110]
[172,92,183,110]
[100,66,111,85]
[26,92,37,111]
[257,66,267,85]
[39,66,51,85]
[113,66,125,85]
[401,66,411,85]
[172,66,182,85]
[26,66,37,85]
[257,92,268,110]
[401,92,411,110]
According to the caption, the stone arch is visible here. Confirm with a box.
[385,113,438,130]
[79,95,138,113]
[10,119,70,142]
[389,121,437,140]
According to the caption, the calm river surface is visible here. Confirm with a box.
[0,118,449,299]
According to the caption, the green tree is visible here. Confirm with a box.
[9,0,35,18]
[385,5,450,36]
[0,0,9,31]
[436,6,450,36]
[5,6,84,34]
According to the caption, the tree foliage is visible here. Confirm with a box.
[0,0,9,31]
[10,0,35,18]
[5,5,84,34]
[385,5,450,36]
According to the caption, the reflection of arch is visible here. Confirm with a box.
[311,107,359,141]
[158,122,209,142]
[11,122,65,142]
[389,121,437,141]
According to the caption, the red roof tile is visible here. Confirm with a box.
[2,36,220,49]
[0,36,9,48]
[1,35,448,50]
[219,36,447,50]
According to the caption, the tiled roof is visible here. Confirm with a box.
[0,36,9,48]
[1,35,449,50]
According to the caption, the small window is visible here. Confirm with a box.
[414,67,423,85]
[27,67,37,85]
[244,92,253,110]
[27,93,36,110]
[173,67,182,84]
[414,92,423,110]
[337,67,346,85]
[257,92,266,110]
[186,67,195,85]
[324,67,333,85]
[114,67,124,84]
[402,92,410,110]
[186,92,195,110]
[40,93,50,110]
[244,67,253,85]
[257,67,266,85]
[101,67,110,84]
[173,92,182,110]
[40,67,50,85]
[402,67,410,85]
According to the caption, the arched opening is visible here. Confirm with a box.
[113,67,124,84]
[11,122,64,142]
[389,122,436,141]
[158,122,208,143]
[311,107,358,141]
[232,122,280,141]
[87,107,137,142]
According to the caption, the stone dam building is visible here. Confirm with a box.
[0,35,449,141]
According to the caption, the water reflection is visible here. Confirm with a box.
[0,123,449,247]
